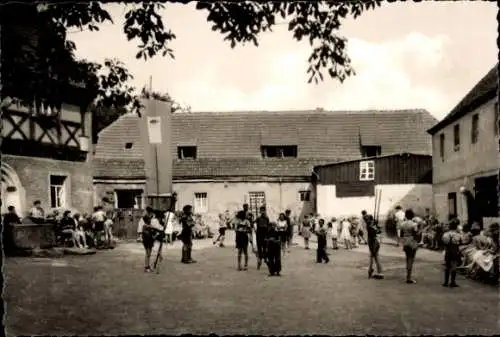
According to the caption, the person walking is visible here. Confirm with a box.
[285,209,294,251]
[276,213,288,256]
[394,206,406,247]
[366,214,383,279]
[179,205,196,264]
[235,210,251,271]
[213,213,227,247]
[255,206,270,270]
[400,209,421,284]
[265,221,282,276]
[315,219,330,263]
[442,218,463,287]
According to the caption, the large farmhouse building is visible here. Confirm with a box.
[427,65,499,227]
[93,108,436,224]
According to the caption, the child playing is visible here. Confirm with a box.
[442,218,462,287]
[213,213,227,247]
[315,219,330,263]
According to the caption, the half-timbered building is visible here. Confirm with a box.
[1,90,93,216]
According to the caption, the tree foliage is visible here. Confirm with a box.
[1,0,382,117]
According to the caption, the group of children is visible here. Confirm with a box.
[299,214,367,251]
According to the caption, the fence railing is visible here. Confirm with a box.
[113,208,144,240]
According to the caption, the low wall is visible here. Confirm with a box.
[12,223,56,249]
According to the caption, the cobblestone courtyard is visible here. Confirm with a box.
[4,234,499,336]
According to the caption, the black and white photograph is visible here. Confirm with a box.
[1,1,499,336]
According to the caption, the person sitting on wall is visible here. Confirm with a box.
[29,200,45,224]
[59,210,78,247]
[2,206,22,255]
[72,213,88,249]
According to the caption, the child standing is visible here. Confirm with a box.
[442,218,462,287]
[276,213,288,256]
[315,219,329,263]
[330,217,339,250]
[266,221,282,276]
[340,217,352,249]
[235,210,251,271]
[301,215,312,250]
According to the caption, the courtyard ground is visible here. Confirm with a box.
[4,232,499,336]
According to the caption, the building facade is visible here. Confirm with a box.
[315,153,433,220]
[1,99,93,216]
[93,109,437,224]
[427,65,499,225]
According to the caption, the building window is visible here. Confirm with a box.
[359,160,375,181]
[49,175,67,208]
[494,102,499,136]
[447,192,457,219]
[194,192,208,213]
[178,146,197,160]
[115,189,143,209]
[439,133,445,161]
[471,114,479,144]
[261,145,297,158]
[361,146,381,158]
[299,190,311,202]
[248,191,266,213]
[124,142,133,149]
[453,124,460,151]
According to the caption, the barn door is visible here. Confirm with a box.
[248,191,266,217]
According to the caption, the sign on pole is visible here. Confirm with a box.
[147,116,162,144]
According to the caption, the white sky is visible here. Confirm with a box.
[70,1,498,120]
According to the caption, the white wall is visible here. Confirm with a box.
[316,184,433,220]
[173,181,315,226]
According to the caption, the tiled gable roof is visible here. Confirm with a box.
[94,109,436,179]
[428,64,498,135]
[95,109,437,160]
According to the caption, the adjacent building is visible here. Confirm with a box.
[427,64,499,225]
[1,95,93,216]
[315,153,433,220]
[94,108,436,225]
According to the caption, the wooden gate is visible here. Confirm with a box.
[113,208,143,240]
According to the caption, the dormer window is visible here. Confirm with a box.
[261,145,297,158]
[124,142,133,149]
[361,146,381,158]
[178,146,197,160]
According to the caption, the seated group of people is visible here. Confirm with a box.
[458,222,499,285]
[52,206,114,249]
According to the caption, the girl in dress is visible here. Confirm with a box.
[330,217,340,250]
[301,215,312,250]
[235,210,251,270]
[276,213,288,256]
[213,213,227,247]
[339,217,352,249]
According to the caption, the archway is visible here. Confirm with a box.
[1,162,26,215]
